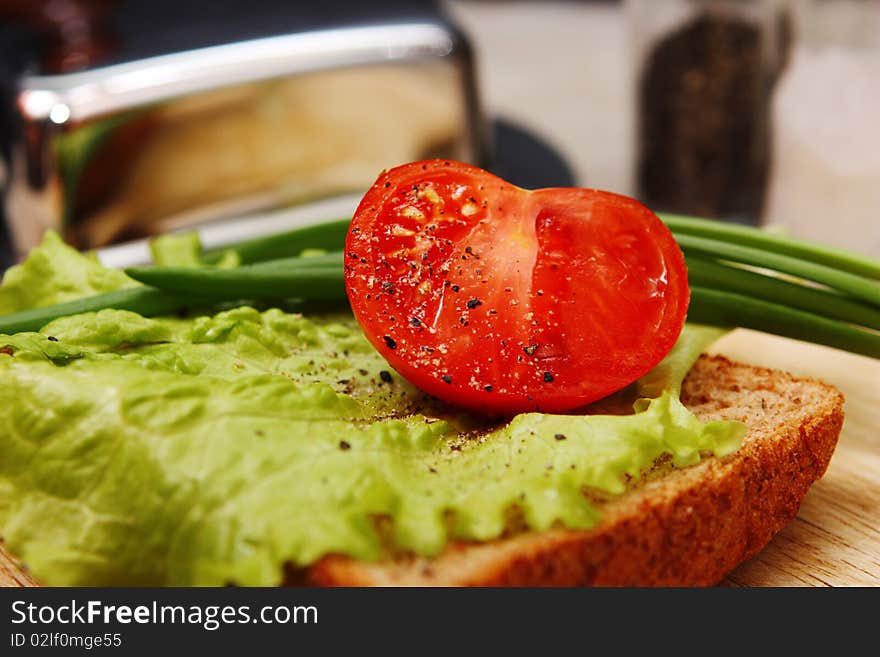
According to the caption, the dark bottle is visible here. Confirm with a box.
[630,0,790,224]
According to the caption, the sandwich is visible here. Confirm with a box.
[0,355,845,587]
[0,160,875,587]
[309,355,843,586]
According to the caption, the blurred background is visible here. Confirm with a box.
[0,0,878,268]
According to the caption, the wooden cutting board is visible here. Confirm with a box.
[712,331,880,586]
[2,329,877,587]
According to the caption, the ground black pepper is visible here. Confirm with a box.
[383,335,397,350]
[637,9,788,221]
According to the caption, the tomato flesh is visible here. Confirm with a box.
[344,160,689,414]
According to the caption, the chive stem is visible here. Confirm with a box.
[201,219,350,265]
[685,255,880,331]
[688,286,880,359]
[664,213,880,280]
[126,255,345,300]
[675,233,880,306]
[0,287,193,335]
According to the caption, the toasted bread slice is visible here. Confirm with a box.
[307,355,844,586]
[0,355,844,587]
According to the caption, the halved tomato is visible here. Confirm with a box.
[344,160,689,414]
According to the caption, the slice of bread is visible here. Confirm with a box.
[306,355,844,586]
[0,355,844,587]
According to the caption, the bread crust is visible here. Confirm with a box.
[307,356,844,586]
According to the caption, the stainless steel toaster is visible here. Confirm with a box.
[4,18,488,258]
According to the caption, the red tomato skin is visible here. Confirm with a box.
[345,159,689,415]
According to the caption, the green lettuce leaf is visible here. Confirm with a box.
[0,233,746,585]
[0,232,134,314]
[149,232,241,269]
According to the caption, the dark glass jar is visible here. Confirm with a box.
[629,0,789,223]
